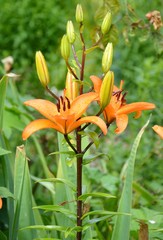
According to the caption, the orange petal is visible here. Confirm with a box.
[103,104,116,123]
[24,99,58,122]
[22,119,64,140]
[117,102,155,115]
[70,92,98,119]
[0,198,2,209]
[54,114,76,134]
[68,116,108,135]
[152,125,163,140]
[134,111,142,119]
[115,114,128,134]
[90,75,102,94]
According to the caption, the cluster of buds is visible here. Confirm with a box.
[35,4,114,111]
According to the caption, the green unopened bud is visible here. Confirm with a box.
[67,21,76,44]
[35,51,50,87]
[101,12,112,35]
[100,71,114,110]
[102,42,113,73]
[61,34,70,61]
[76,4,83,23]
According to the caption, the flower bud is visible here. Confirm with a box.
[102,42,113,73]
[100,71,114,110]
[101,12,112,35]
[61,34,70,61]
[67,20,76,44]
[76,4,83,23]
[65,70,79,101]
[35,51,50,87]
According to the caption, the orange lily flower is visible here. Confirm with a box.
[22,92,107,140]
[90,75,156,134]
[0,198,2,209]
[152,125,163,139]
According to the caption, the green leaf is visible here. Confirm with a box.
[0,75,8,130]
[78,192,115,201]
[49,151,75,156]
[0,187,14,199]
[133,181,155,203]
[54,133,76,238]
[10,145,36,240]
[83,153,109,165]
[21,225,68,232]
[34,239,61,240]
[65,226,82,238]
[111,117,151,240]
[33,205,76,220]
[84,215,114,226]
[37,177,76,192]
[82,210,130,220]
[85,46,99,54]
[0,146,11,156]
[82,131,100,149]
[0,230,7,240]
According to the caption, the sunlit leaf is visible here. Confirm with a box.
[21,225,67,232]
[78,192,115,201]
[82,210,130,220]
[37,177,76,192]
[33,205,76,220]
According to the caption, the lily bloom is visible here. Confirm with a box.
[90,75,156,134]
[22,92,107,140]
[0,198,2,209]
[152,125,163,139]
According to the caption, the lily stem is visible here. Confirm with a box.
[45,86,59,101]
[66,61,79,80]
[64,134,78,154]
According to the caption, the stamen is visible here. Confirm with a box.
[57,101,60,112]
[60,96,64,104]
[65,96,71,109]
[63,101,66,111]
[121,92,127,105]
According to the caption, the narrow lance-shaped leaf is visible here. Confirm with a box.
[111,117,151,240]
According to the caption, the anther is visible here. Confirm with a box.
[65,96,71,109]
